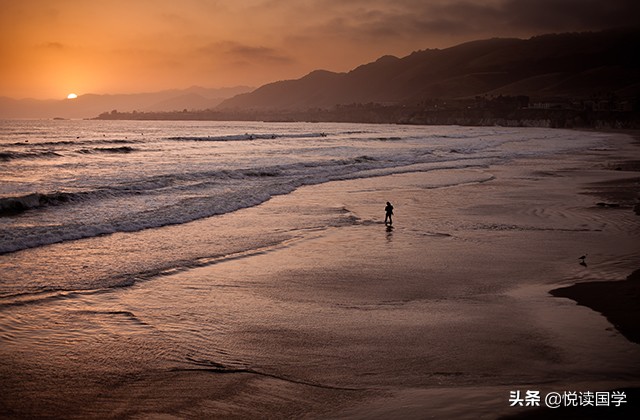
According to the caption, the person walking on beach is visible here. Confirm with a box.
[384,201,394,225]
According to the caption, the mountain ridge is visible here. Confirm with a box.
[219,28,640,111]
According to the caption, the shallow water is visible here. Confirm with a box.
[1,121,638,418]
[0,121,611,298]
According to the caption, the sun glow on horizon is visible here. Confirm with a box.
[67,93,78,99]
[3,1,637,100]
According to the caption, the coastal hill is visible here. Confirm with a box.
[218,28,640,111]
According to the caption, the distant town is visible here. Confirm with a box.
[94,94,640,129]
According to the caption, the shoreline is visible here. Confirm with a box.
[547,135,640,346]
[92,107,640,130]
[1,129,639,418]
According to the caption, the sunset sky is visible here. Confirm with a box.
[1,0,637,100]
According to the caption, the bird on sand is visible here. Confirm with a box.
[579,254,588,266]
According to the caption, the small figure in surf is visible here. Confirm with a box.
[384,201,394,225]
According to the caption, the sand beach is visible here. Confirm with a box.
[1,129,639,419]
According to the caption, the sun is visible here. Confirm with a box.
[67,93,78,99]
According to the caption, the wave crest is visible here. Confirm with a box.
[0,192,77,216]
[0,150,62,161]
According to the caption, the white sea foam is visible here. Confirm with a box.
[0,121,608,255]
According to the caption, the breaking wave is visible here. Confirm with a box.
[77,146,137,154]
[0,191,96,216]
[0,153,417,254]
[0,150,62,161]
[168,132,330,142]
[4,138,141,148]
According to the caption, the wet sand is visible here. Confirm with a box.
[1,131,640,419]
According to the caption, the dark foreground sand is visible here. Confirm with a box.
[550,269,640,345]
[1,131,640,419]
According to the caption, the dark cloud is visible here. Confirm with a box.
[317,0,639,42]
[199,41,295,65]
[158,12,192,27]
[227,45,292,63]
[500,0,640,32]
[38,42,66,50]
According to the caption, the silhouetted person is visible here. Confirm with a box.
[384,201,394,225]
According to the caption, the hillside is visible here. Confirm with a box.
[219,28,640,111]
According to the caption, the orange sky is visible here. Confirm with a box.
[1,0,637,99]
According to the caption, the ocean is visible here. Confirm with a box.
[0,120,608,302]
[3,120,640,418]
